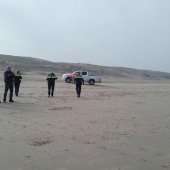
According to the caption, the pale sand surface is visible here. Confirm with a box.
[0,75,170,170]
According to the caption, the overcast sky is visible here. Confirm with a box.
[0,0,170,72]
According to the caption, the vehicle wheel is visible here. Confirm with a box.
[89,79,95,85]
[66,77,72,83]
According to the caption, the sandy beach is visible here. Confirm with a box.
[0,74,170,170]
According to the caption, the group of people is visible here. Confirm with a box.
[47,72,84,98]
[1,66,84,103]
[1,66,22,103]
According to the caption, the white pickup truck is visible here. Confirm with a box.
[62,71,101,85]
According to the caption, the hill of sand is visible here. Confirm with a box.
[1,54,170,82]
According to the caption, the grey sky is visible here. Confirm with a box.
[0,0,170,72]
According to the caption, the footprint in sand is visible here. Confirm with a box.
[48,107,72,111]
[30,137,53,146]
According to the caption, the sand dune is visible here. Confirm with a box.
[1,54,170,81]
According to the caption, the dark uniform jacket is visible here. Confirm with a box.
[47,73,57,84]
[4,70,15,84]
[74,75,84,85]
[14,72,22,84]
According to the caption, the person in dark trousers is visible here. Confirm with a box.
[14,70,22,96]
[47,73,57,97]
[3,66,15,103]
[74,72,84,98]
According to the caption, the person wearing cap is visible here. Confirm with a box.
[3,66,15,103]
[74,72,84,98]
[46,73,58,97]
[14,70,22,96]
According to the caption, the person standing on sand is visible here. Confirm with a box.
[3,66,15,103]
[47,73,58,97]
[74,72,84,98]
[14,70,22,96]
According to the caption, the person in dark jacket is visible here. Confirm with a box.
[47,73,57,97]
[14,70,22,96]
[74,72,84,98]
[3,66,15,103]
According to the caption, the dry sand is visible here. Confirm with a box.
[0,74,170,170]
